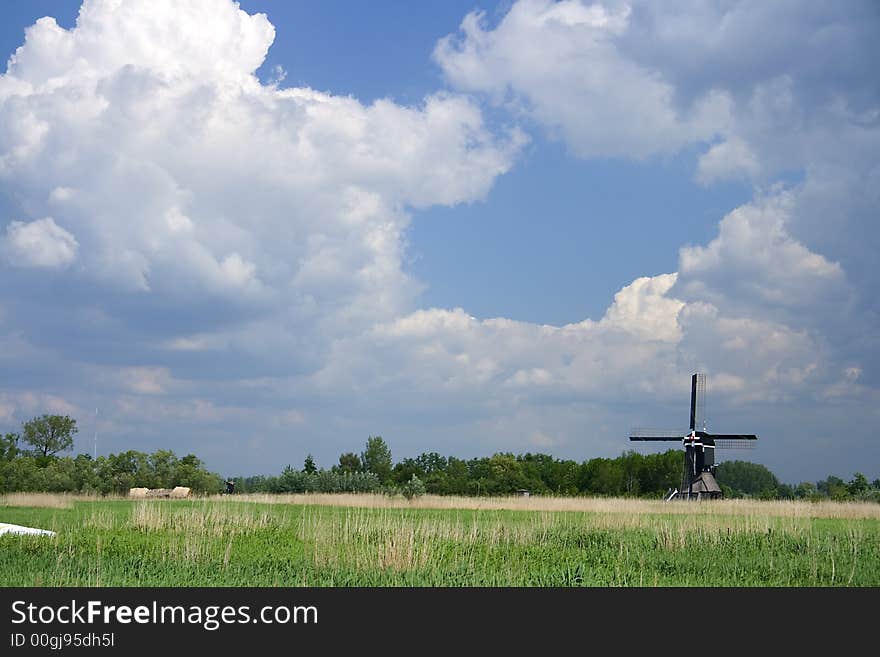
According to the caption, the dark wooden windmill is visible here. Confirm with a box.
[629,373,758,499]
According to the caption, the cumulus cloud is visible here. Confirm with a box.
[433,0,876,384]
[434,0,730,159]
[598,273,684,342]
[2,217,78,268]
[696,137,760,184]
[675,189,849,323]
[121,367,173,395]
[0,0,523,348]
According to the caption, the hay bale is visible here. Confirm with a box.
[129,487,190,499]
[146,488,172,498]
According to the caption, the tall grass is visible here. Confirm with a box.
[0,495,877,586]
[215,492,880,519]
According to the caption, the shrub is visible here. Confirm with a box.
[402,474,426,500]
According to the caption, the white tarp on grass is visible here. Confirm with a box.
[0,522,56,537]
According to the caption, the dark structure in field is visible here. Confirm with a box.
[629,373,758,500]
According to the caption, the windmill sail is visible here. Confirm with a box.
[629,428,688,441]
[689,373,706,431]
[713,435,758,449]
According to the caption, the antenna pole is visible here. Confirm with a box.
[94,407,98,459]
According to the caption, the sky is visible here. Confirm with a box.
[1,0,878,484]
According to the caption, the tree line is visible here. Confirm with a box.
[2,415,878,501]
[231,435,880,502]
[1,415,221,494]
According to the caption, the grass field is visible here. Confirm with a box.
[1,493,878,586]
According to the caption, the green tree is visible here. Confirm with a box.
[442,457,470,495]
[1,432,20,461]
[392,457,425,485]
[794,481,820,500]
[334,452,362,474]
[415,452,447,475]
[21,414,78,457]
[638,449,682,497]
[361,436,392,483]
[847,473,869,498]
[97,450,151,492]
[817,475,849,500]
[579,457,625,495]
[173,453,222,493]
[776,483,795,499]
[402,474,426,500]
[303,454,317,474]
[487,453,528,494]
[715,460,780,497]
[149,449,178,488]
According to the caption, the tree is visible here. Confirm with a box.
[817,475,849,500]
[1,432,19,461]
[149,449,178,488]
[402,474,426,500]
[361,435,392,483]
[487,453,528,494]
[847,472,869,498]
[21,414,77,457]
[715,460,780,497]
[392,457,425,485]
[303,454,317,474]
[794,481,820,500]
[578,457,625,495]
[415,452,447,475]
[334,452,362,474]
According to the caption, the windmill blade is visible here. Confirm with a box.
[712,434,758,449]
[630,428,687,441]
[690,373,706,431]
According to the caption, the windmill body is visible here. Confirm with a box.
[629,374,758,500]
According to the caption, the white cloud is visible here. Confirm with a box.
[432,1,875,436]
[0,400,14,422]
[2,217,78,268]
[49,186,75,202]
[121,367,173,395]
[0,391,80,421]
[675,189,849,324]
[6,1,274,87]
[599,273,684,342]
[696,137,760,184]
[529,430,559,448]
[434,0,731,158]
[0,0,522,328]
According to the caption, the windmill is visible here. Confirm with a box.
[629,373,758,500]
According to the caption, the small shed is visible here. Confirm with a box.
[688,472,723,499]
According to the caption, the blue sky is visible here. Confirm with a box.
[1,0,878,483]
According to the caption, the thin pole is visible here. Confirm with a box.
[94,407,98,459]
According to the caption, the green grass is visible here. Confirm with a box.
[1,497,878,586]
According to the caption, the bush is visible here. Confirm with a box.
[271,467,381,494]
[402,474,426,500]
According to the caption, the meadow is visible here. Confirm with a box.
[1,493,878,586]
